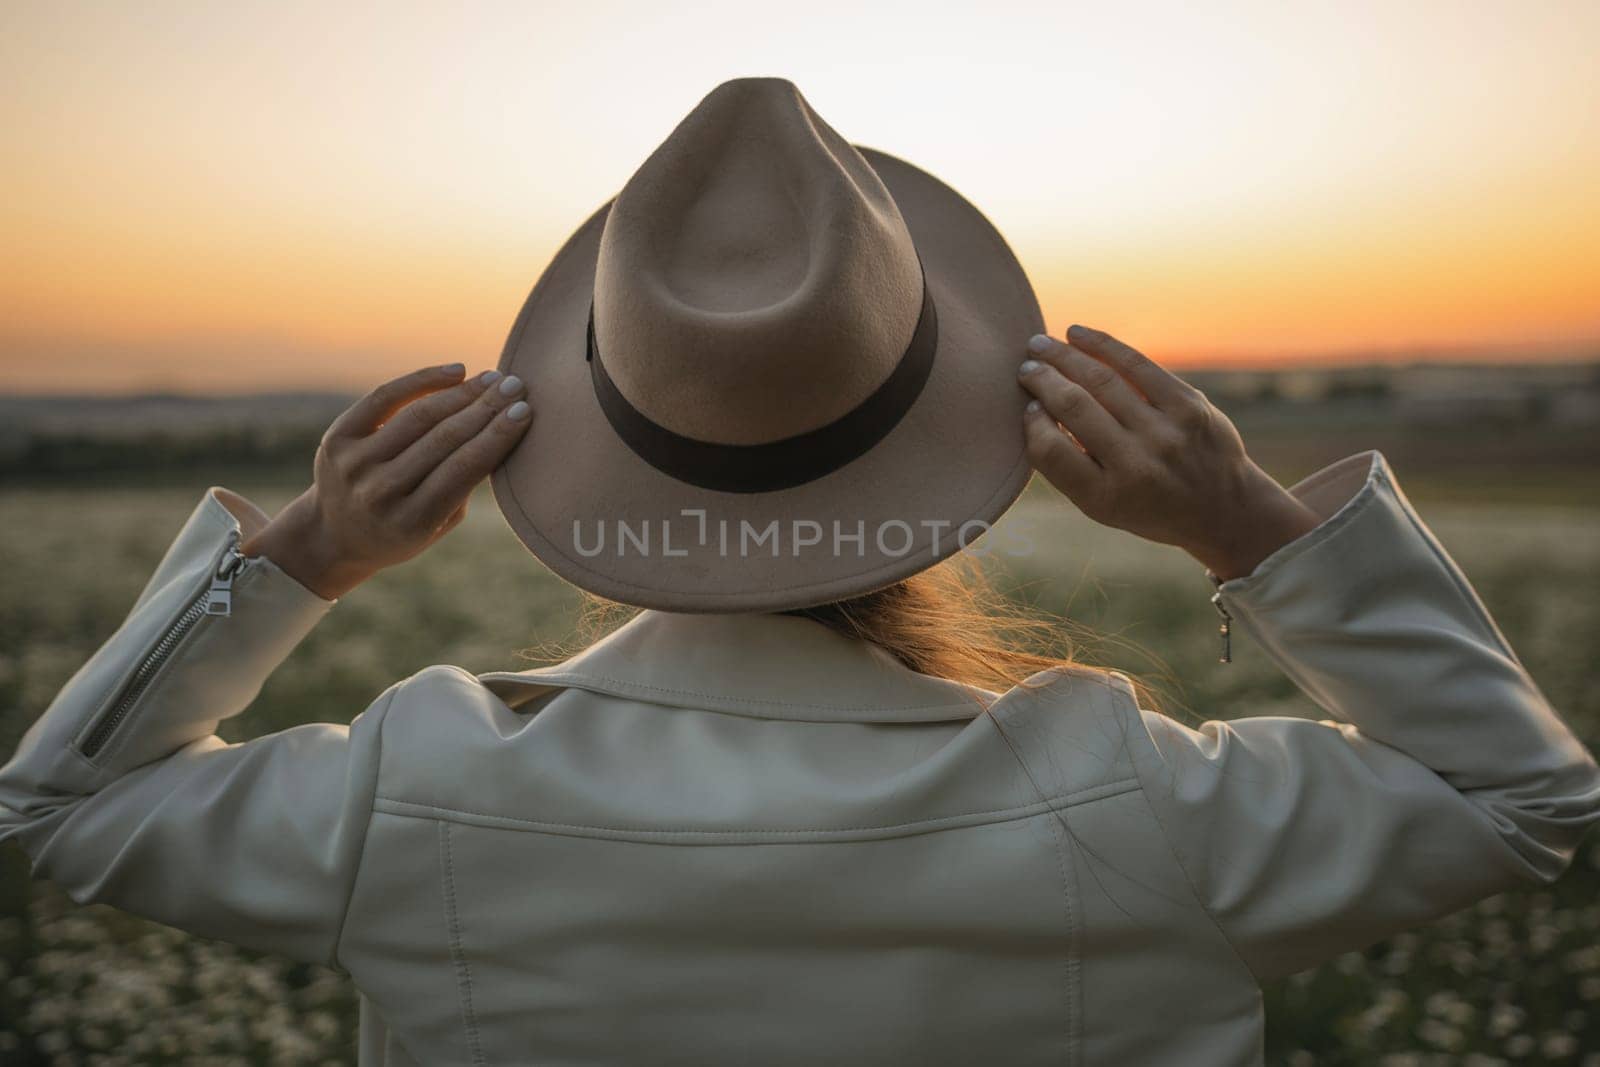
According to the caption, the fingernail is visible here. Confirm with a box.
[441,362,466,375]
[478,369,502,386]
[1019,360,1042,376]
[1027,334,1053,355]
[498,374,523,397]
[506,400,531,421]
[1025,400,1042,414]
[1067,324,1088,341]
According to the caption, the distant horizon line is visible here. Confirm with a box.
[3,342,1598,399]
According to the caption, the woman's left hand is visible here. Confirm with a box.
[1017,326,1321,582]
[240,363,532,599]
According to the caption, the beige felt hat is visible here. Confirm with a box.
[490,77,1044,612]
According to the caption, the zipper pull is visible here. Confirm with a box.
[206,535,248,617]
[1207,571,1233,664]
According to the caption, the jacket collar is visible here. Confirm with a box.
[475,609,995,723]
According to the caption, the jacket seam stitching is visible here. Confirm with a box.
[478,668,985,716]
[329,683,401,973]
[1046,810,1081,1064]
[1122,709,1262,982]
[372,778,1140,839]
[440,821,488,1067]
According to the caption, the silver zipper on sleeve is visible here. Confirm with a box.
[1207,571,1233,664]
[77,532,250,760]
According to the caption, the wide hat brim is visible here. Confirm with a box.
[490,146,1045,613]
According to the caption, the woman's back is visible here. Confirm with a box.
[345,614,1256,1065]
[330,452,1592,1064]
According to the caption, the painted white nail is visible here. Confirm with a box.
[1025,399,1042,414]
[498,375,523,396]
[1019,360,1042,376]
[1027,334,1053,355]
[478,369,502,386]
[506,400,531,421]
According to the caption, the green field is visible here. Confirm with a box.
[2,456,1597,1064]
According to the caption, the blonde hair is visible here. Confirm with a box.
[539,553,1169,716]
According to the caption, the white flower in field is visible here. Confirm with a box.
[242,960,284,999]
[1425,990,1459,1016]
[1437,943,1478,976]
[1490,1003,1527,1037]
[1378,1053,1426,1066]
[1530,922,1562,953]
[1581,975,1600,1001]
[1353,1009,1386,1037]
[1565,945,1600,972]
[209,990,246,1016]
[56,916,102,942]
[1416,1017,1466,1051]
[1540,1031,1578,1058]
[1504,1033,1536,1057]
[28,993,71,1026]
[1376,953,1414,979]
[268,1028,321,1060]
[1335,950,1365,975]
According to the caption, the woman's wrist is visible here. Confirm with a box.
[239,490,374,600]
[1181,467,1323,583]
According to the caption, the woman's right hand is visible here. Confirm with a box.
[1017,325,1323,582]
[240,363,533,599]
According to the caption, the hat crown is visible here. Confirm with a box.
[591,77,925,445]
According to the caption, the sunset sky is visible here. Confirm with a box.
[3,1,1597,393]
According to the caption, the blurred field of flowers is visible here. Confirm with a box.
[1,462,1597,1065]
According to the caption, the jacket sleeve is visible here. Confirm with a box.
[1125,449,1600,982]
[0,486,402,971]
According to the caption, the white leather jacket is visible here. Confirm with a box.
[2,449,1597,1066]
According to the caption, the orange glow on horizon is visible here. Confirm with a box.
[3,1,1597,393]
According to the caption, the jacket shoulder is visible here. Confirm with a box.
[984,666,1147,800]
[372,665,534,795]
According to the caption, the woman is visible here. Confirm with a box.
[3,78,1597,1066]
